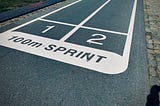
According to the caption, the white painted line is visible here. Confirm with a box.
[60,0,111,41]
[81,26,128,35]
[5,0,82,32]
[39,18,128,35]
[40,0,82,19]
[39,18,77,27]
[122,0,138,68]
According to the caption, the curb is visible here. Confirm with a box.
[0,0,65,22]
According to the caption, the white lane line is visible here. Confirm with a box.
[40,0,82,19]
[5,0,82,32]
[39,18,128,35]
[123,0,137,58]
[60,0,111,41]
[39,18,76,27]
[81,26,128,35]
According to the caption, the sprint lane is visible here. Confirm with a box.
[1,0,135,74]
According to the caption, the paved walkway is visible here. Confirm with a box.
[143,0,160,86]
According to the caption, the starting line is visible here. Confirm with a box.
[0,0,137,74]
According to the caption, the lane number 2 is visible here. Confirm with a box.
[87,34,106,45]
[42,26,55,34]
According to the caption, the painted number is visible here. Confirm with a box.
[87,34,106,45]
[42,26,55,33]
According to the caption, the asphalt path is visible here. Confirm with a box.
[0,0,149,105]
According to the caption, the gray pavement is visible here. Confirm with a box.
[143,0,160,87]
[0,0,150,105]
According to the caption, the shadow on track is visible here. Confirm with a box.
[146,85,160,106]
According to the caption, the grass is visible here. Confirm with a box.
[0,0,46,12]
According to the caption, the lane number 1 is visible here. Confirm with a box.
[87,34,106,45]
[42,26,55,34]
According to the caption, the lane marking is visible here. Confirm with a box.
[123,0,137,56]
[122,0,138,68]
[39,0,82,19]
[42,26,55,33]
[39,18,77,27]
[60,0,111,41]
[5,0,82,32]
[39,18,128,35]
[81,26,128,35]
